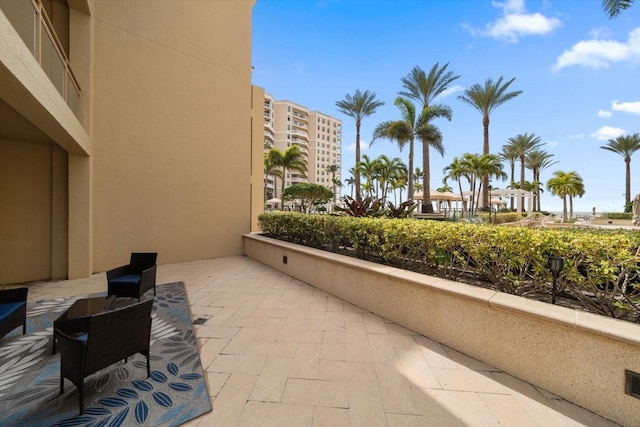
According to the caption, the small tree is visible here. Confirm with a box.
[282,183,333,213]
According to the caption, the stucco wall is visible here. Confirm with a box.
[243,233,640,427]
[91,0,256,271]
[0,140,68,283]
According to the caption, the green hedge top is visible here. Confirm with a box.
[258,212,640,322]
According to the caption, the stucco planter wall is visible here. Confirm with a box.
[243,233,640,426]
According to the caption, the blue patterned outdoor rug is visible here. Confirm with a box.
[0,282,211,426]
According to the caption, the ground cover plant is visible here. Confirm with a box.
[258,211,640,323]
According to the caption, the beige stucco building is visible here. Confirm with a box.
[265,97,342,199]
[0,0,262,285]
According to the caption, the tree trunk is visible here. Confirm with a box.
[482,115,490,209]
[569,195,574,219]
[510,162,515,210]
[422,143,433,213]
[355,120,362,203]
[625,157,631,207]
[519,155,525,212]
[407,138,414,201]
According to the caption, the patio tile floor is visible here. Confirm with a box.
[23,256,618,426]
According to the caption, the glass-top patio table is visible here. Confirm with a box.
[52,295,116,354]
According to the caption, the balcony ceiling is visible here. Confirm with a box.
[0,99,53,145]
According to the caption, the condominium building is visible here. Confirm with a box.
[0,0,262,284]
[264,97,342,199]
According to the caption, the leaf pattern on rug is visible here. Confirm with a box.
[0,349,47,397]
[0,282,211,427]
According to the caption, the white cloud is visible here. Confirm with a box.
[345,140,370,153]
[553,27,640,71]
[611,100,640,114]
[546,140,560,147]
[569,133,585,139]
[589,27,612,39]
[478,0,561,42]
[598,110,613,118]
[436,85,465,99]
[591,126,626,140]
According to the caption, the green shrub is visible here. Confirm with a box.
[258,212,640,322]
[605,212,632,220]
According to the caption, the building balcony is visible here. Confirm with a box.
[1,0,81,119]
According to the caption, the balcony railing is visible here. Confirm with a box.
[1,0,81,119]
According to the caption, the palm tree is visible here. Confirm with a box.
[326,163,340,204]
[499,144,519,210]
[547,171,584,222]
[478,153,508,212]
[505,133,543,211]
[457,153,506,214]
[600,133,640,208]
[525,149,557,211]
[344,176,356,198]
[335,90,384,202]
[567,173,585,219]
[372,97,420,200]
[413,167,423,188]
[270,146,307,196]
[264,151,283,201]
[443,156,470,212]
[399,63,459,213]
[418,108,452,213]
[458,77,522,208]
[360,154,380,198]
[602,0,634,18]
[389,163,408,204]
[376,155,405,201]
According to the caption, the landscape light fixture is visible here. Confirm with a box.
[547,256,564,304]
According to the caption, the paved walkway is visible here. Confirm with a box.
[25,256,617,426]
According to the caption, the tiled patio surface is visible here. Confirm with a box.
[23,256,617,426]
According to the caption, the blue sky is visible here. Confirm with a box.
[251,0,640,213]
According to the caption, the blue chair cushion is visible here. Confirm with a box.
[0,302,25,323]
[109,274,141,284]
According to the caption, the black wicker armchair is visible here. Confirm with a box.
[107,252,157,301]
[57,298,153,415]
[0,287,28,341]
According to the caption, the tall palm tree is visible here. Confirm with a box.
[525,149,557,211]
[326,163,340,204]
[600,133,640,208]
[264,151,283,201]
[458,77,522,208]
[602,0,634,18]
[335,90,384,202]
[372,97,420,200]
[547,171,584,222]
[417,107,452,213]
[505,133,543,211]
[399,63,459,213]
[270,146,307,196]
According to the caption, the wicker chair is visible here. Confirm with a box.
[107,252,157,301]
[0,287,28,341]
[57,299,153,414]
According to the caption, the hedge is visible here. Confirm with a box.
[258,212,640,322]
